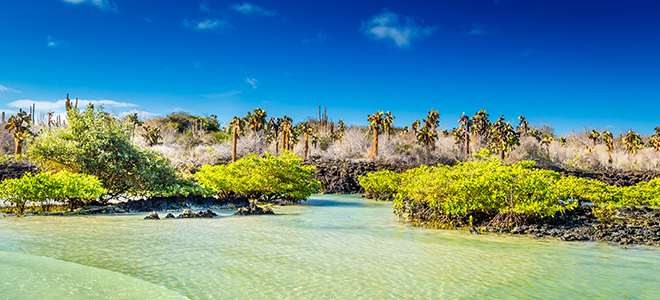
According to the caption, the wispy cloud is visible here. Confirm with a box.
[201,90,242,100]
[143,17,153,23]
[467,23,490,36]
[62,0,118,13]
[303,28,330,44]
[361,9,436,48]
[7,99,138,111]
[182,18,231,31]
[0,85,22,93]
[231,2,277,17]
[246,78,258,89]
[47,36,69,48]
[200,0,213,12]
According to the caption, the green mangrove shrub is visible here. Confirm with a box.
[194,151,323,202]
[359,158,660,228]
[27,104,180,198]
[358,170,400,200]
[0,171,106,214]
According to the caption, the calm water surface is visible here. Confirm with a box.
[0,195,659,299]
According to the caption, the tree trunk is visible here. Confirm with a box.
[373,128,379,159]
[545,145,550,157]
[232,126,238,163]
[304,133,309,159]
[608,150,612,164]
[14,139,22,155]
[464,132,470,158]
[500,149,505,160]
[275,131,279,155]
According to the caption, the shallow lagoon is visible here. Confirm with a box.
[1,195,659,299]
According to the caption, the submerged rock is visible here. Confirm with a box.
[196,210,218,218]
[177,209,196,218]
[165,213,175,219]
[176,209,218,218]
[234,203,274,216]
[469,227,480,235]
[144,211,160,220]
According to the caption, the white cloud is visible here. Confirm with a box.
[118,109,159,119]
[231,2,277,17]
[0,85,21,93]
[246,78,258,89]
[62,0,118,13]
[7,99,138,112]
[200,0,213,12]
[361,9,436,48]
[47,36,69,48]
[467,23,489,36]
[182,18,230,31]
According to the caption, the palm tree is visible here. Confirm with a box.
[602,130,614,164]
[382,111,395,141]
[458,112,472,157]
[230,116,245,163]
[650,127,660,152]
[587,129,600,149]
[4,110,32,155]
[540,135,553,157]
[489,115,519,160]
[622,130,643,155]
[367,111,385,159]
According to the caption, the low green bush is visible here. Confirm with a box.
[358,158,660,227]
[0,171,106,214]
[358,170,400,199]
[194,151,323,202]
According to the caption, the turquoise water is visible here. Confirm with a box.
[0,195,659,299]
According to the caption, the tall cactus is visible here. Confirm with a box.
[230,116,245,163]
[367,111,385,159]
[4,110,32,155]
[622,130,643,155]
[602,130,614,164]
[458,112,472,157]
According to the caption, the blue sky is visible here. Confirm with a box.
[1,0,659,135]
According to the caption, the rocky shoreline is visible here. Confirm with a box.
[41,195,250,216]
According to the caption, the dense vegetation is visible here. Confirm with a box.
[359,150,660,228]
[194,151,322,203]
[0,171,106,214]
[27,104,182,199]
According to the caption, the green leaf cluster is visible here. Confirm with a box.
[27,105,180,198]
[194,151,323,202]
[359,159,660,226]
[358,170,400,199]
[0,171,106,214]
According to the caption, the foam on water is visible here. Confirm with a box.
[1,195,659,299]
